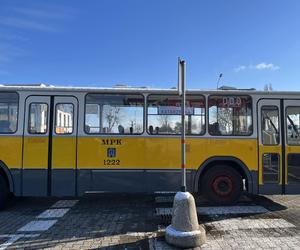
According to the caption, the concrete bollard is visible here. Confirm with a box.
[165,192,206,248]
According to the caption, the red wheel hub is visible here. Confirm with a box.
[212,175,233,197]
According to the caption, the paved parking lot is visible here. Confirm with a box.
[0,193,300,249]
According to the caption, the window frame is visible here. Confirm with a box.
[262,153,280,184]
[285,106,300,146]
[0,91,19,134]
[54,103,74,135]
[28,102,49,135]
[208,94,253,136]
[261,105,280,146]
[287,153,300,184]
[146,94,206,136]
[84,93,145,135]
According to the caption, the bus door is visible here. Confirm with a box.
[258,99,283,194]
[283,100,300,194]
[22,96,78,196]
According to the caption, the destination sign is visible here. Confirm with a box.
[158,106,194,115]
[221,97,242,108]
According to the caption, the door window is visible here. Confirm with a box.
[28,103,48,134]
[55,103,74,134]
[261,106,279,145]
[286,107,300,145]
[287,154,300,184]
[262,153,280,183]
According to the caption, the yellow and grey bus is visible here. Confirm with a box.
[0,84,300,208]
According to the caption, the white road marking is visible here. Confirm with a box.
[0,235,23,250]
[0,234,39,250]
[156,205,269,216]
[154,191,176,194]
[149,236,300,250]
[18,220,57,232]
[51,200,78,208]
[17,199,75,234]
[3,199,76,249]
[207,218,296,230]
[0,234,40,238]
[197,205,268,215]
[155,195,252,203]
[125,232,154,237]
[37,208,70,219]
[155,196,174,203]
[158,218,296,231]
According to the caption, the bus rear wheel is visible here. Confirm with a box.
[0,175,8,210]
[201,165,242,205]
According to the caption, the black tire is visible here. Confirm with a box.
[0,175,9,210]
[200,165,242,205]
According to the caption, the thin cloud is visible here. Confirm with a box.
[253,62,280,71]
[234,65,246,72]
[0,43,26,63]
[234,62,280,72]
[0,4,74,33]
[0,33,29,42]
[11,6,73,20]
[0,17,58,32]
[0,4,74,68]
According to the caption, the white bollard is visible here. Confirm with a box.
[165,192,206,248]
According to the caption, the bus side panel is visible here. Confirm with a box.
[77,137,147,194]
[77,136,257,194]
[189,138,258,170]
[51,137,77,196]
[0,136,23,195]
[22,136,49,196]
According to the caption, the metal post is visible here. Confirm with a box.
[179,59,186,192]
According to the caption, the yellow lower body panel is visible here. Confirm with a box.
[77,137,258,171]
[0,136,23,169]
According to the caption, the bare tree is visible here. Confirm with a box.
[103,106,121,132]
[158,115,173,133]
[129,118,143,133]
[217,108,233,134]
[264,83,273,91]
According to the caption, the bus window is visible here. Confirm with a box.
[85,104,100,133]
[0,92,18,133]
[55,103,74,134]
[147,95,205,135]
[261,106,279,145]
[286,107,300,145]
[85,94,144,134]
[262,153,279,183]
[208,96,252,136]
[28,103,48,134]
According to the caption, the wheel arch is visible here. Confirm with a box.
[194,156,253,194]
[0,161,14,193]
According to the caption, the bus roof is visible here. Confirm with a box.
[0,83,300,96]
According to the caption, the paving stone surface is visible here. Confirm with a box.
[0,194,157,249]
[0,194,300,249]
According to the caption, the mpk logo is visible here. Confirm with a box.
[107,148,116,158]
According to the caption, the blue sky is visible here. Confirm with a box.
[0,0,300,90]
